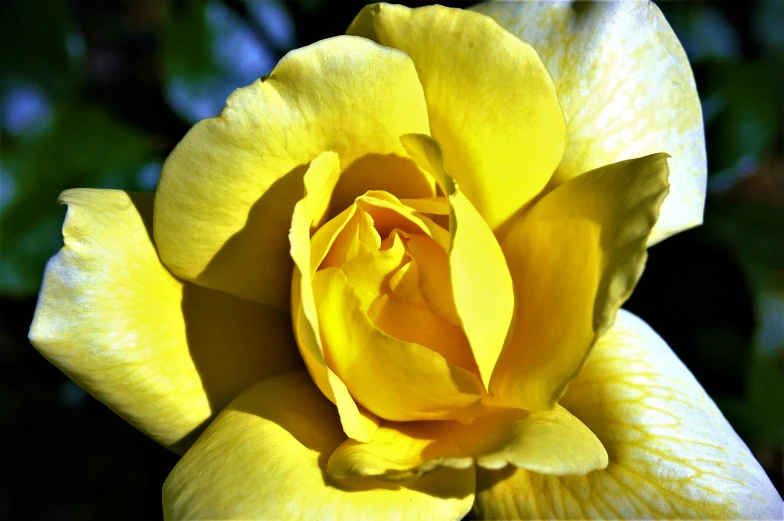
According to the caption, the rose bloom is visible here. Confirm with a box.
[30,2,782,520]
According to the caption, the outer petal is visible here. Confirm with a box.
[328,405,606,482]
[474,310,783,520]
[474,0,707,245]
[163,372,475,521]
[154,35,432,309]
[290,153,379,442]
[401,134,514,390]
[493,154,669,411]
[29,190,302,452]
[349,4,565,230]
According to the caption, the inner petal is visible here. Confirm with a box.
[325,194,470,367]
[369,293,475,371]
[321,209,381,269]
[310,190,483,422]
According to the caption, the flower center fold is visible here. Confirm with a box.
[307,190,483,422]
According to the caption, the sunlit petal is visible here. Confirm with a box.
[474,310,783,519]
[163,372,475,520]
[474,0,706,245]
[350,4,565,230]
[494,154,669,411]
[155,35,432,309]
[30,189,302,453]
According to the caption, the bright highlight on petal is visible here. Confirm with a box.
[155,35,432,309]
[29,190,302,453]
[474,310,784,520]
[474,0,706,245]
[401,134,514,391]
[493,154,670,411]
[163,372,475,521]
[349,3,565,230]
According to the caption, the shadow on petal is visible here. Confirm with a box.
[126,191,306,451]
[329,153,435,219]
[228,373,474,500]
[189,163,308,308]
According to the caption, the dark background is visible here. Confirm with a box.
[1,0,782,519]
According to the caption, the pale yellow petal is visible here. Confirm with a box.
[474,0,706,245]
[155,35,432,309]
[163,372,475,520]
[290,153,379,442]
[349,4,565,230]
[401,134,514,390]
[29,189,302,453]
[474,310,783,520]
[493,154,669,411]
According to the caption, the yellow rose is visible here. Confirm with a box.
[30,2,782,519]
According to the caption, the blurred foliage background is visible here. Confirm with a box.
[0,0,782,518]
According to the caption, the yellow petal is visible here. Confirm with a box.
[358,191,451,249]
[401,134,514,391]
[338,228,409,302]
[29,190,302,453]
[493,154,670,411]
[306,187,462,433]
[400,196,450,216]
[329,153,436,216]
[314,266,483,422]
[290,153,379,442]
[314,191,451,273]
[310,204,358,272]
[321,208,381,269]
[467,406,607,474]
[474,310,784,519]
[329,405,606,483]
[328,421,473,482]
[163,372,475,520]
[404,234,460,326]
[474,0,706,245]
[369,293,475,371]
[387,260,426,306]
[154,35,432,309]
[349,4,565,230]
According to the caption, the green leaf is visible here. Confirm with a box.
[703,60,780,178]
